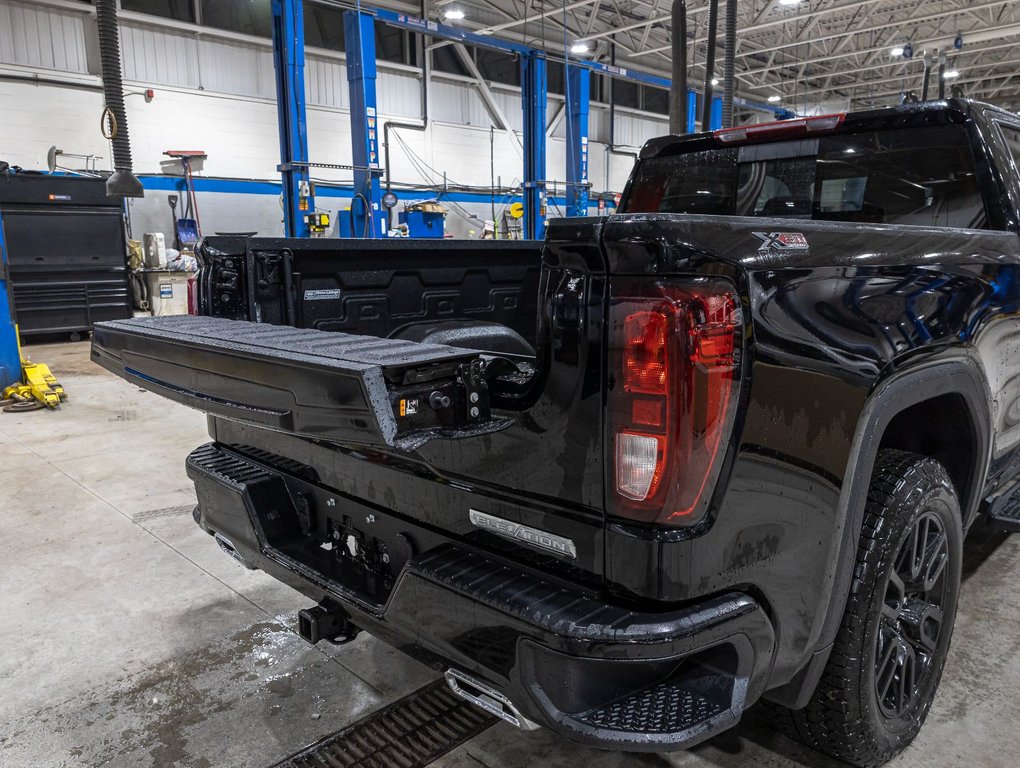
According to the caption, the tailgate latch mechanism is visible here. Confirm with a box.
[390,356,519,451]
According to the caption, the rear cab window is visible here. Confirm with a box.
[622,124,989,230]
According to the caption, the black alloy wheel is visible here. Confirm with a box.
[874,509,950,719]
[768,450,963,768]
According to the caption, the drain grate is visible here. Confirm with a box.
[269,678,497,768]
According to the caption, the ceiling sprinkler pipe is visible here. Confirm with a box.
[721,0,736,128]
[95,0,143,197]
[668,0,688,134]
[701,0,719,131]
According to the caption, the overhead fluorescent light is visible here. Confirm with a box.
[890,46,904,57]
[443,9,465,20]
[943,69,960,79]
[778,0,802,5]
[767,95,782,103]
[711,78,719,85]
[570,41,590,54]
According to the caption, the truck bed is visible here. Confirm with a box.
[198,236,543,345]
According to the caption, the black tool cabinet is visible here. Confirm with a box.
[0,174,133,338]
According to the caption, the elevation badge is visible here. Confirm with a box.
[468,510,577,559]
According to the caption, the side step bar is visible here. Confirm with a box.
[985,482,1020,532]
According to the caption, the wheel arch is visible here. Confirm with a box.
[765,350,990,709]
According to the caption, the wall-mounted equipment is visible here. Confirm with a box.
[162,151,206,248]
[304,212,331,237]
[46,146,102,176]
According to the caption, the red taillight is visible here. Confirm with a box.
[609,281,740,526]
[623,310,669,394]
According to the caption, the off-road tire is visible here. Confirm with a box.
[772,449,963,767]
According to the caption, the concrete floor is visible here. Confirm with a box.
[1,340,1019,768]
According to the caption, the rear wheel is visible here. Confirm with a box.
[776,450,962,767]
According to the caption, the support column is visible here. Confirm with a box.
[0,213,20,389]
[710,96,723,130]
[345,10,386,238]
[521,52,547,240]
[271,0,312,238]
[565,64,590,218]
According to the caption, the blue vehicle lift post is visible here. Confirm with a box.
[0,213,20,389]
[271,0,312,238]
[521,52,547,240]
[565,63,590,218]
[344,10,386,238]
[710,96,723,130]
[303,5,789,240]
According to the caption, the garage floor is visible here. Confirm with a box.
[2,340,1019,768]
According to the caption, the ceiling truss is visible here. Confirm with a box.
[411,0,1020,113]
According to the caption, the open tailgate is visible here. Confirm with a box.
[91,316,513,451]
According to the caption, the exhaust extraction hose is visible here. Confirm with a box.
[701,0,719,131]
[95,0,143,197]
[668,0,688,135]
[721,0,736,128]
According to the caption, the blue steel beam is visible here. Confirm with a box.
[521,52,547,240]
[271,0,312,238]
[565,63,590,217]
[0,213,20,389]
[344,10,386,238]
[373,8,530,56]
[370,8,786,120]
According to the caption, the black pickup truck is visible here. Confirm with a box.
[93,99,1020,766]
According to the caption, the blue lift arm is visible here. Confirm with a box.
[521,52,547,240]
[271,0,312,238]
[565,63,590,218]
[0,213,20,389]
[345,10,386,239]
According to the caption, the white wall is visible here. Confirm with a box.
[0,0,666,240]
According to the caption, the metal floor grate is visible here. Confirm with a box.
[269,679,497,768]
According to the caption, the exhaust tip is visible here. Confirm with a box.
[444,669,541,731]
[213,532,257,570]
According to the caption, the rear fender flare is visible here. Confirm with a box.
[823,350,990,646]
[770,350,990,708]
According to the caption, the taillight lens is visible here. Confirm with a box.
[609,281,741,526]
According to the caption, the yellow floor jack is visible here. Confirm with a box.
[1,327,67,412]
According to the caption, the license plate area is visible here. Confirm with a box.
[215,449,447,608]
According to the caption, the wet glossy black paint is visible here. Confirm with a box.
[92,99,1020,743]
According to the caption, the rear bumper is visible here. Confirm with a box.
[187,442,776,751]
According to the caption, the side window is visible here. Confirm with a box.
[816,127,987,229]
[735,158,815,218]
[999,124,1020,179]
[754,176,793,214]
